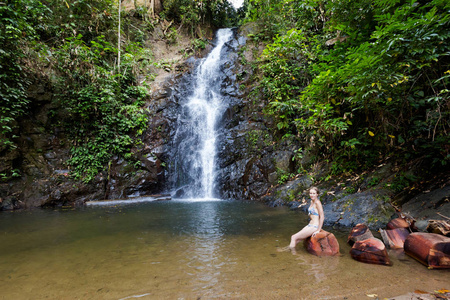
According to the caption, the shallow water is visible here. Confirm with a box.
[0,200,448,299]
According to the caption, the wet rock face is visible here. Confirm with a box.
[0,75,176,210]
[0,79,79,209]
[322,190,396,229]
[212,32,304,201]
[162,29,280,201]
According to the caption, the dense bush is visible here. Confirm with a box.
[162,0,238,35]
[54,34,149,182]
[0,0,46,151]
[1,0,243,182]
[245,0,450,173]
[1,0,149,182]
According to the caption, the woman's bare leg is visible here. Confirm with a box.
[289,226,317,248]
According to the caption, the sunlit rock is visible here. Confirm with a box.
[350,238,392,266]
[347,223,374,246]
[304,230,340,256]
[404,232,450,269]
[387,217,412,230]
[380,227,410,249]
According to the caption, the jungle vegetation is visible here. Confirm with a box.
[1,0,449,184]
[241,0,450,176]
[0,0,238,182]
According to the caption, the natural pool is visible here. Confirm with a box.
[0,199,448,299]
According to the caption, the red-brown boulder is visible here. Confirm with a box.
[348,223,374,246]
[404,232,450,269]
[350,238,392,266]
[387,217,411,230]
[380,227,410,249]
[304,230,340,256]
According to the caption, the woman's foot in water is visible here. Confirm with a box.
[277,246,291,252]
[277,245,297,254]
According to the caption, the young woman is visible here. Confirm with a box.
[289,187,324,249]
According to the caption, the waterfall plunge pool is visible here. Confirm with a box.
[2,28,447,300]
[0,200,448,299]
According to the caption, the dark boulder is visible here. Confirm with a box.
[323,190,396,229]
[401,186,450,224]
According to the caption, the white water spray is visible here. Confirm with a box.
[172,29,233,199]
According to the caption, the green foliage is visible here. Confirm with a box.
[37,0,117,46]
[386,172,417,193]
[54,34,148,182]
[192,38,208,51]
[245,0,328,40]
[1,0,242,183]
[0,0,160,183]
[245,129,273,154]
[162,0,239,36]
[0,168,21,182]
[260,29,313,131]
[245,0,450,174]
[0,0,46,150]
[166,27,179,45]
[276,168,293,185]
[367,176,381,187]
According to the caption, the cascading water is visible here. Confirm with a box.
[171,28,234,199]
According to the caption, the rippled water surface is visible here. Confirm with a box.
[0,200,448,299]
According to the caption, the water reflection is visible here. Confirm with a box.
[177,200,227,291]
[296,255,340,283]
[0,201,448,300]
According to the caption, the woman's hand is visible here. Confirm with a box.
[312,230,320,237]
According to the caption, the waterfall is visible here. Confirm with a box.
[171,28,234,199]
